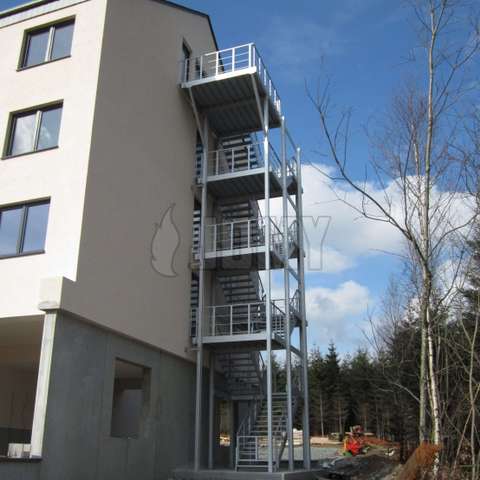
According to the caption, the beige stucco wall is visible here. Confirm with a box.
[0,0,108,318]
[62,0,217,360]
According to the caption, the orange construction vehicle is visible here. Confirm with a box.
[343,425,366,456]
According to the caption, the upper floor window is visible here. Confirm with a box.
[0,201,50,258]
[182,41,191,81]
[21,20,74,69]
[6,104,63,157]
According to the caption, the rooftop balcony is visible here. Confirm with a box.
[181,44,282,136]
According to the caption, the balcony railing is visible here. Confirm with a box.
[181,43,281,115]
[205,217,265,253]
[199,216,285,256]
[290,289,301,316]
[196,301,285,338]
[204,142,281,179]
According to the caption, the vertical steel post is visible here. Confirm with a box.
[263,96,274,473]
[194,118,209,471]
[296,147,311,469]
[230,400,236,469]
[281,117,294,470]
[208,352,215,469]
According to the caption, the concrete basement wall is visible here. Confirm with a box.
[0,311,210,480]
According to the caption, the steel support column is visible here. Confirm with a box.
[281,117,295,470]
[263,96,274,473]
[208,352,215,469]
[194,118,209,471]
[296,147,311,469]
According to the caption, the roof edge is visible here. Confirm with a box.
[0,0,219,50]
[151,0,219,51]
[0,0,58,19]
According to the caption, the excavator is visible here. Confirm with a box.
[343,425,366,456]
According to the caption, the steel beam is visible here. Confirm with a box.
[281,117,295,470]
[263,96,274,473]
[296,147,311,469]
[194,118,209,471]
[208,352,215,469]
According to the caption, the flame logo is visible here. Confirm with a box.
[151,204,180,277]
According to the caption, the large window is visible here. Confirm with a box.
[6,104,63,157]
[21,20,74,69]
[0,201,50,258]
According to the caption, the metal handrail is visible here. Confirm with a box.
[181,43,281,115]
[205,217,265,253]
[290,289,301,315]
[268,141,282,178]
[208,142,263,176]
[270,218,284,258]
[288,220,298,247]
[203,300,285,337]
[204,141,281,178]
[237,398,261,438]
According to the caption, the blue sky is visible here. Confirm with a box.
[3,0,419,354]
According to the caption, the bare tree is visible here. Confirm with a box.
[308,0,479,472]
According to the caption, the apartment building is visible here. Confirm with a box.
[0,1,311,479]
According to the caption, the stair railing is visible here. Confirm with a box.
[290,289,301,319]
[202,300,286,338]
[269,217,284,259]
[205,217,265,253]
[272,395,290,469]
[271,302,286,338]
[203,301,266,337]
[288,219,298,248]
[252,271,266,301]
[207,143,263,176]
[236,398,264,469]
[268,141,283,179]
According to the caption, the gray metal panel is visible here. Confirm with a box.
[206,171,282,200]
[185,73,281,136]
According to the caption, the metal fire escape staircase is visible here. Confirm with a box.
[181,42,310,474]
[236,393,300,471]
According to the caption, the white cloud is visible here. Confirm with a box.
[306,280,372,352]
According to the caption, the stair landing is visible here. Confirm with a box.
[173,468,326,480]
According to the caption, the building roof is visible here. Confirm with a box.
[0,0,219,49]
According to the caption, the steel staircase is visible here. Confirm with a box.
[190,275,199,337]
[218,272,264,304]
[217,134,262,173]
[236,393,295,470]
[182,42,308,475]
[192,209,201,256]
[217,352,264,399]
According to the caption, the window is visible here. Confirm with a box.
[21,20,74,68]
[6,104,63,157]
[110,359,150,439]
[182,41,191,81]
[0,201,50,258]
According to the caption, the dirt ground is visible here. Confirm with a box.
[314,443,402,480]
